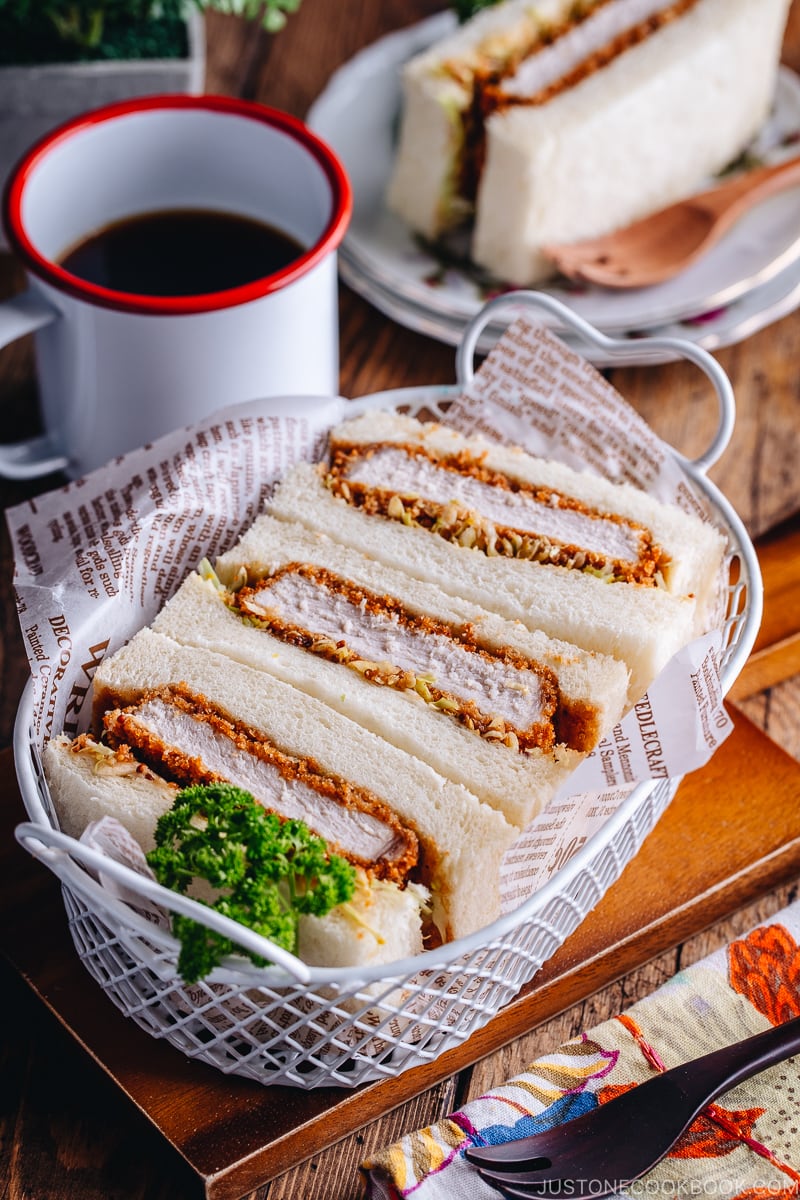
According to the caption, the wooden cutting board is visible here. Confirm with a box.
[728,508,800,700]
[3,709,800,1200]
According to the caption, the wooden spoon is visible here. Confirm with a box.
[542,154,800,289]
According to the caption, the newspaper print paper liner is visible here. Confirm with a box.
[10,292,762,1088]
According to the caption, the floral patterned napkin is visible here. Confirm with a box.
[362,900,800,1199]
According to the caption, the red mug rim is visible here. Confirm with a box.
[1,94,353,316]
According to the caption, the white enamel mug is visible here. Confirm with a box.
[0,95,352,480]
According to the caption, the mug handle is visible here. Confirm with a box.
[0,289,69,479]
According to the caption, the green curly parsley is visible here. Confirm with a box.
[146,782,357,983]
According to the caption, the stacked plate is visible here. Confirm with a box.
[308,12,800,364]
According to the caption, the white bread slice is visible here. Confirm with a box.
[151,546,626,827]
[42,734,426,971]
[43,733,178,852]
[386,0,575,238]
[269,460,695,705]
[473,0,791,283]
[92,629,516,942]
[328,410,726,622]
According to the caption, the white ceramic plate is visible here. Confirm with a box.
[309,12,800,343]
[338,247,800,365]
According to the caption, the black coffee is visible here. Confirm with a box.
[58,208,305,297]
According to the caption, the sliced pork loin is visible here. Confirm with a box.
[42,733,428,971]
[92,629,516,942]
[163,516,631,825]
[103,685,419,884]
[269,462,694,706]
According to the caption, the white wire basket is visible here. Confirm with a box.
[14,292,762,1090]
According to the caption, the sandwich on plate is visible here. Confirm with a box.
[268,411,725,704]
[146,522,628,827]
[78,628,516,953]
[386,0,792,284]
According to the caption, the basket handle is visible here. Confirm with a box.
[454,291,735,474]
[14,820,313,984]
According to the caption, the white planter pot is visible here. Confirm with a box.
[0,10,206,248]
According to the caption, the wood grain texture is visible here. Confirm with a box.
[738,676,800,762]
[730,510,800,700]
[1,1,800,1197]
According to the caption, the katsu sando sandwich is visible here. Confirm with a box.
[89,630,516,944]
[268,411,726,703]
[147,523,627,827]
[387,0,791,284]
[43,734,429,971]
[323,411,725,611]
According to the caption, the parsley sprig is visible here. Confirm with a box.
[146,782,356,983]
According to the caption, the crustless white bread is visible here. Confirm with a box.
[268,406,722,705]
[387,0,791,284]
[324,410,726,618]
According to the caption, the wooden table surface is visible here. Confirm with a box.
[2,3,800,1197]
